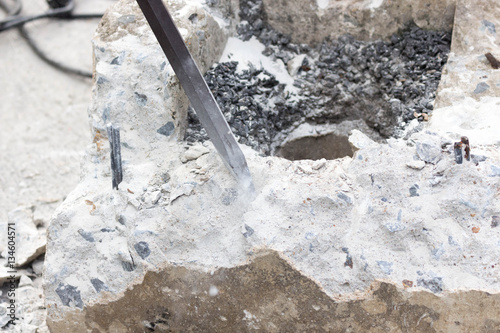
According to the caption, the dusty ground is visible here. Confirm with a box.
[0,0,114,330]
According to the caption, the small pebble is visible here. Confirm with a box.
[18,275,33,288]
[491,216,499,228]
[182,145,209,162]
[32,260,44,275]
[406,160,426,170]
[312,159,327,170]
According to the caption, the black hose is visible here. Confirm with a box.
[19,24,94,78]
[0,0,22,16]
[0,0,105,78]
[0,1,74,31]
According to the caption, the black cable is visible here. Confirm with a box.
[19,24,94,78]
[62,13,103,19]
[47,0,70,9]
[0,0,22,16]
[0,0,106,78]
[0,0,105,32]
[0,1,74,31]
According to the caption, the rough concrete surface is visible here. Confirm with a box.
[431,0,500,146]
[49,252,500,332]
[261,0,456,45]
[41,0,500,332]
[434,0,500,108]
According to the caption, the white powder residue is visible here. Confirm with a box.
[368,0,384,9]
[316,0,329,9]
[176,3,199,18]
[178,27,189,38]
[209,285,219,296]
[220,37,298,96]
[429,96,500,145]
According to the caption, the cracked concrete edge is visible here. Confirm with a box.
[431,0,500,145]
[434,0,500,108]
[47,250,500,332]
[88,0,231,144]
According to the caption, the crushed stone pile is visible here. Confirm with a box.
[186,0,451,155]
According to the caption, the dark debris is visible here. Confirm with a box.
[186,0,451,155]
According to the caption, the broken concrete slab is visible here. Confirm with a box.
[44,125,500,331]
[48,251,500,332]
[89,0,230,145]
[43,0,500,331]
[431,0,500,145]
[434,0,500,107]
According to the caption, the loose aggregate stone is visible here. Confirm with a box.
[186,0,451,156]
[185,62,304,155]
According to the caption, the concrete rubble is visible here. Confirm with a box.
[36,0,500,331]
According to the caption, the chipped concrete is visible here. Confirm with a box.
[42,0,500,331]
[48,251,500,332]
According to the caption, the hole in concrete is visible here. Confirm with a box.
[185,0,452,161]
[276,133,353,161]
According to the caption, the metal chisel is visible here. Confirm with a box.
[136,0,254,190]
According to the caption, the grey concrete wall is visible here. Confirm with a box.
[262,0,456,45]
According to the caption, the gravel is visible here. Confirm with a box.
[186,0,451,156]
[185,62,303,154]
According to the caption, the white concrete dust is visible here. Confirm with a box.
[431,96,500,146]
[316,0,330,9]
[220,36,299,95]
